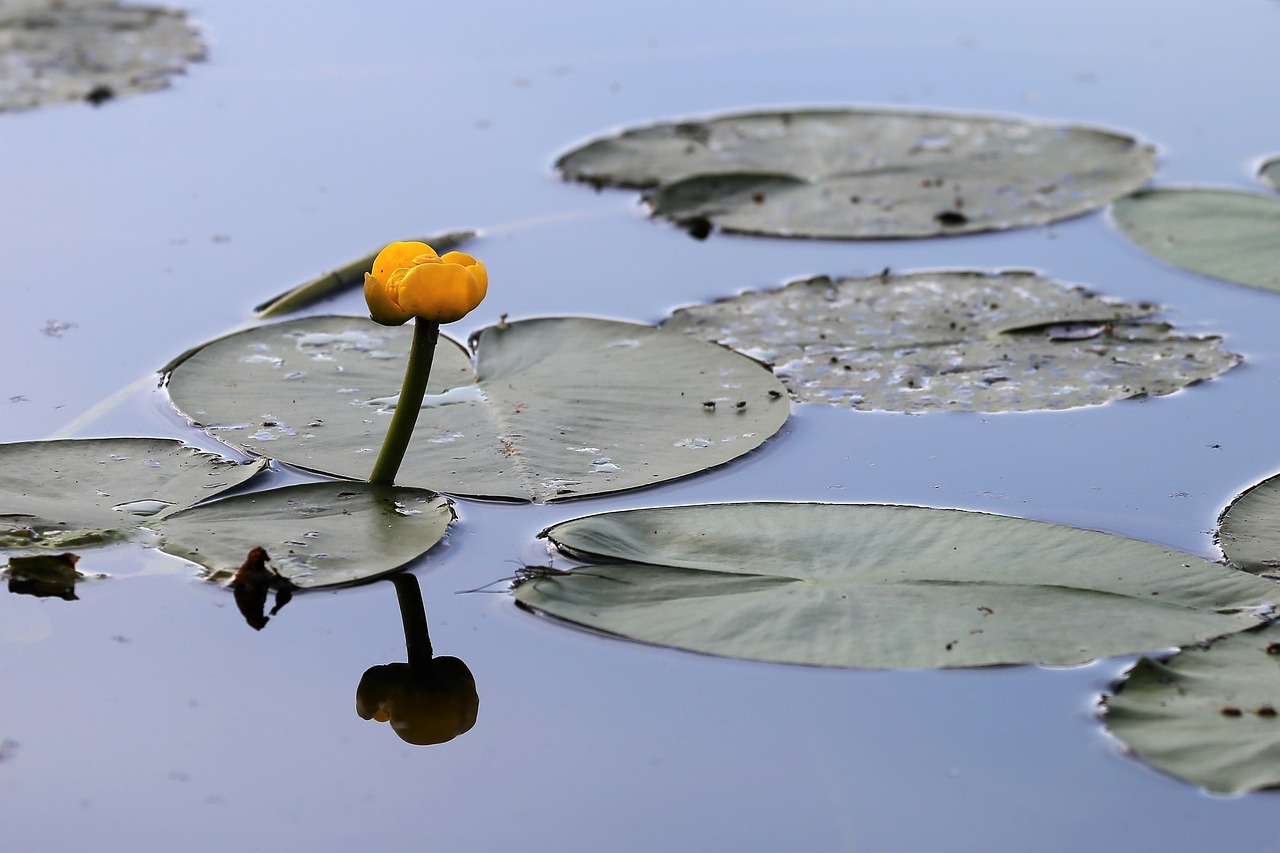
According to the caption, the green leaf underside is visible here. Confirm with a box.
[555,109,1155,238]
[0,438,267,551]
[164,316,790,503]
[1259,157,1280,194]
[515,503,1277,669]
[154,482,453,589]
[0,1,205,112]
[1105,627,1280,793]
[1217,472,1280,578]
[662,270,1238,413]
[253,230,475,318]
[1112,189,1280,293]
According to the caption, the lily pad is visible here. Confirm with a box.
[0,438,267,551]
[1104,627,1280,793]
[0,0,205,112]
[555,108,1155,239]
[165,316,789,503]
[662,270,1238,413]
[1216,473,1280,579]
[515,503,1278,669]
[1111,188,1280,293]
[153,482,454,589]
[1260,157,1280,193]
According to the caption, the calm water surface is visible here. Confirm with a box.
[3,2,1280,850]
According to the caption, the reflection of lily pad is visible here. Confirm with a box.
[556,109,1155,239]
[154,482,454,589]
[1217,472,1280,578]
[1260,157,1280,193]
[0,1,205,112]
[4,553,83,600]
[662,270,1238,413]
[1112,189,1280,293]
[0,438,267,551]
[1105,627,1280,793]
[165,316,789,503]
[515,503,1276,669]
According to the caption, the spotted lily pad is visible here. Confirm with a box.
[0,0,205,112]
[164,316,789,503]
[153,482,454,589]
[556,109,1155,239]
[1112,189,1280,293]
[1217,472,1280,579]
[0,438,267,551]
[1105,627,1280,793]
[662,270,1237,413]
[515,503,1277,669]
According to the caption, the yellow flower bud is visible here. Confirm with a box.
[364,241,488,325]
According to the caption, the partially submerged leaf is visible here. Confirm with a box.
[556,109,1155,239]
[516,503,1278,669]
[0,0,206,112]
[663,270,1238,412]
[253,230,476,318]
[1112,189,1280,293]
[0,438,267,552]
[164,316,789,502]
[1217,473,1280,578]
[1260,157,1280,193]
[153,482,454,589]
[1105,627,1280,793]
[4,553,83,600]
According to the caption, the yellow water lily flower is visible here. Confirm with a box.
[364,241,488,325]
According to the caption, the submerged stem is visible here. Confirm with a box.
[369,319,439,485]
[390,572,433,668]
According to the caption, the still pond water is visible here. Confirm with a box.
[3,1,1280,849]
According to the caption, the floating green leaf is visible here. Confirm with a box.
[0,438,267,552]
[556,109,1155,239]
[252,230,475,318]
[0,0,205,112]
[1217,473,1280,578]
[1260,157,1280,193]
[1112,188,1280,293]
[165,316,789,503]
[515,503,1276,669]
[1104,627,1280,793]
[153,482,453,588]
[662,270,1237,413]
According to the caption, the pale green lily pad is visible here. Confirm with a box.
[556,109,1155,239]
[1112,189,1280,293]
[662,270,1238,413]
[0,1,205,112]
[1260,157,1280,193]
[165,316,789,503]
[153,482,453,589]
[1216,472,1280,578]
[0,438,267,551]
[1104,627,1280,793]
[252,230,475,318]
[515,503,1277,669]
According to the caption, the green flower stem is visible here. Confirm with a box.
[390,573,433,668]
[369,319,439,485]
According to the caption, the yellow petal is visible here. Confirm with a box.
[396,261,486,323]
[370,241,437,285]
[364,272,412,326]
[441,252,488,298]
